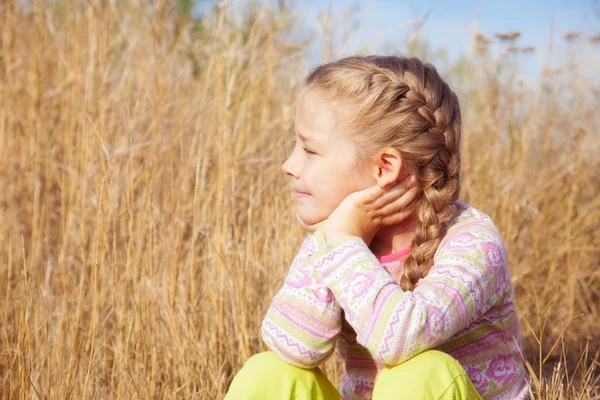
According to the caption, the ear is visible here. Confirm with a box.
[372,147,403,188]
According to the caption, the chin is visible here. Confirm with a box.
[296,207,328,226]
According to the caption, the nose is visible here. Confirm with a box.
[281,149,301,179]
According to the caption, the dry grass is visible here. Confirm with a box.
[0,1,598,399]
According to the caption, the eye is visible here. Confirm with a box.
[292,139,317,155]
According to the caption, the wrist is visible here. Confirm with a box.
[323,230,352,244]
[321,226,368,245]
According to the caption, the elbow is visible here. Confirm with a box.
[285,346,335,369]
[372,350,402,367]
[261,318,335,368]
[354,332,402,366]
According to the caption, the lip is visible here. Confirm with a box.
[294,189,311,198]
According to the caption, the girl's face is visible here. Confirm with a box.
[282,88,375,225]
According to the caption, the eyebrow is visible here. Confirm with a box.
[297,132,316,143]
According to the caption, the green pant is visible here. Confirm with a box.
[225,350,483,400]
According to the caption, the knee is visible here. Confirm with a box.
[245,351,282,368]
[226,352,339,400]
[233,351,326,383]
[376,350,466,389]
[239,351,290,379]
[225,352,288,399]
[404,350,464,375]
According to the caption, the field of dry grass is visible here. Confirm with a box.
[0,1,599,399]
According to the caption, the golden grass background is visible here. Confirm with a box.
[0,1,599,398]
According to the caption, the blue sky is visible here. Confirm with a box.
[325,0,598,49]
[198,0,599,80]
[302,0,598,79]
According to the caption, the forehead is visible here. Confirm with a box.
[295,89,337,137]
[295,89,363,163]
[295,89,343,141]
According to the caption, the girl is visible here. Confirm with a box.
[225,56,529,399]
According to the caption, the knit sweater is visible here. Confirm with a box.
[261,203,529,400]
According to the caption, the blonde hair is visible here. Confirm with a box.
[305,56,461,291]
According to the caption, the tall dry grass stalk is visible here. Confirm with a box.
[0,1,598,398]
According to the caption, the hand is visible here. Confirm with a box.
[318,176,418,245]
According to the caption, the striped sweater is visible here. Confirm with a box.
[261,203,529,400]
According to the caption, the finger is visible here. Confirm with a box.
[350,184,387,206]
[378,187,419,223]
[372,176,417,208]
[380,199,418,227]
[377,184,419,215]
[354,176,414,207]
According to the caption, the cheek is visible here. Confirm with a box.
[316,178,351,208]
[296,156,370,224]
[308,162,365,207]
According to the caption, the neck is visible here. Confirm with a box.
[369,214,417,258]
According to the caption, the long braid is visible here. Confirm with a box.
[305,56,462,291]
[396,62,461,291]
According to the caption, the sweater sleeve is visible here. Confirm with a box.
[308,217,508,366]
[261,233,342,368]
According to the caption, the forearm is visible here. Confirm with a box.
[308,230,493,366]
[261,233,342,368]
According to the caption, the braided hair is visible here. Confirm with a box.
[305,56,462,291]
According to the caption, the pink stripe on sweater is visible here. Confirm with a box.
[272,300,339,340]
[377,245,411,263]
